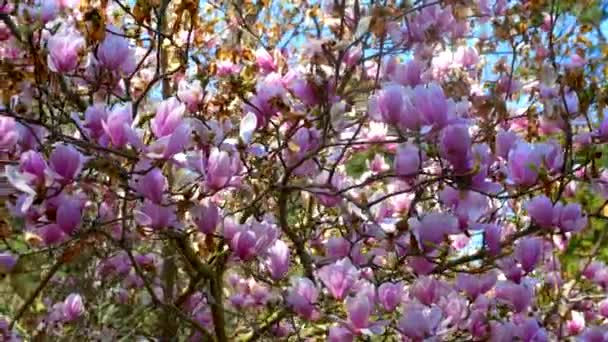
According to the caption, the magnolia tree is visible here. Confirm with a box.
[2,0,608,340]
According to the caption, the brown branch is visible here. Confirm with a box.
[9,260,63,330]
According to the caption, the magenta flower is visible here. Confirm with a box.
[554,202,587,233]
[47,30,84,73]
[526,195,555,228]
[255,48,276,73]
[205,148,239,190]
[283,126,321,176]
[82,104,108,141]
[394,143,421,177]
[103,104,133,148]
[216,60,241,77]
[410,276,442,306]
[496,129,518,159]
[537,140,564,173]
[135,168,166,204]
[566,311,586,336]
[498,257,523,283]
[408,256,437,275]
[346,293,373,332]
[598,116,608,142]
[0,116,19,150]
[454,46,479,68]
[39,224,67,245]
[507,142,541,186]
[244,73,286,126]
[440,187,489,225]
[410,212,459,251]
[38,0,59,22]
[326,237,350,260]
[19,150,46,183]
[599,299,608,317]
[56,196,83,235]
[134,200,178,230]
[490,321,516,341]
[368,83,408,126]
[97,26,135,74]
[494,281,533,312]
[479,223,501,255]
[389,59,422,87]
[63,293,84,322]
[328,326,353,342]
[230,230,258,261]
[317,258,360,300]
[190,200,220,234]
[286,277,319,320]
[49,144,86,183]
[265,239,290,280]
[440,124,472,172]
[146,122,191,159]
[412,83,448,130]
[152,97,185,138]
[397,303,442,339]
[377,282,403,311]
[516,318,549,341]
[283,70,319,106]
[579,327,608,342]
[344,46,362,67]
[515,237,542,273]
[456,271,497,299]
[0,252,18,274]
[177,80,204,112]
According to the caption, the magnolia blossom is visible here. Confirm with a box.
[47,29,84,73]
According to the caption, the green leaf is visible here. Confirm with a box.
[345,150,374,178]
[8,252,47,300]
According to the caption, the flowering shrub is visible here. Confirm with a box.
[1,0,608,340]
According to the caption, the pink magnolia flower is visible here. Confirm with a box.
[494,281,533,312]
[190,200,220,234]
[216,60,241,77]
[255,48,276,73]
[151,97,185,138]
[48,144,86,183]
[398,303,442,339]
[553,202,587,233]
[177,80,204,112]
[456,271,497,299]
[47,29,84,73]
[134,200,178,230]
[63,293,84,322]
[134,168,167,204]
[83,104,108,141]
[317,258,359,300]
[230,230,258,261]
[526,195,555,228]
[515,237,542,273]
[454,46,479,68]
[56,196,83,235]
[377,282,403,311]
[265,239,290,280]
[97,26,135,75]
[286,277,319,320]
[205,148,240,190]
[103,104,134,148]
[0,252,18,274]
[0,116,19,150]
[388,59,422,87]
[507,142,542,186]
[394,143,421,177]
